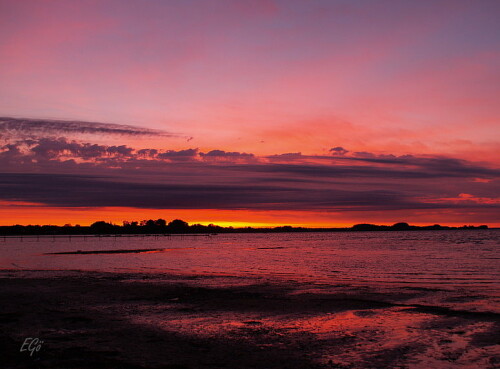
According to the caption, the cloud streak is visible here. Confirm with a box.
[0,172,461,211]
[0,117,175,138]
[0,171,498,214]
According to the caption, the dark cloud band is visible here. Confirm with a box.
[0,134,498,214]
[0,172,498,212]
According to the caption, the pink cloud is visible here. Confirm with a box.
[439,193,500,205]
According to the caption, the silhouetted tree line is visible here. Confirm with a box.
[0,219,489,236]
[351,222,488,231]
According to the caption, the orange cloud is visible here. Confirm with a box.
[436,193,500,205]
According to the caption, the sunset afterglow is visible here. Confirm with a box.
[1,0,499,226]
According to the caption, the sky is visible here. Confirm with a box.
[0,0,499,227]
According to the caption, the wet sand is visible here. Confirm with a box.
[1,269,498,368]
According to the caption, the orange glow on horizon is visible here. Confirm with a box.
[0,205,497,228]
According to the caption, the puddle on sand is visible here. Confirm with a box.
[124,302,498,368]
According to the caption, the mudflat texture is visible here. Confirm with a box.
[1,270,499,368]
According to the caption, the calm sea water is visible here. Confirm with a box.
[1,230,499,291]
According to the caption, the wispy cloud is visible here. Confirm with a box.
[200,150,256,161]
[0,117,175,138]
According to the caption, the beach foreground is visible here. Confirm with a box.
[1,270,498,369]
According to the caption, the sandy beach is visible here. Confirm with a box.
[1,269,498,369]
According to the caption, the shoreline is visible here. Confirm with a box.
[1,269,498,368]
[1,227,496,238]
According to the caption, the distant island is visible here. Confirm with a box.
[0,220,490,236]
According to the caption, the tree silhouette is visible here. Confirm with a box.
[155,218,167,227]
[90,221,115,233]
[167,219,189,232]
[391,222,411,230]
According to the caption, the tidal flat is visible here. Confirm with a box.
[1,269,498,369]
